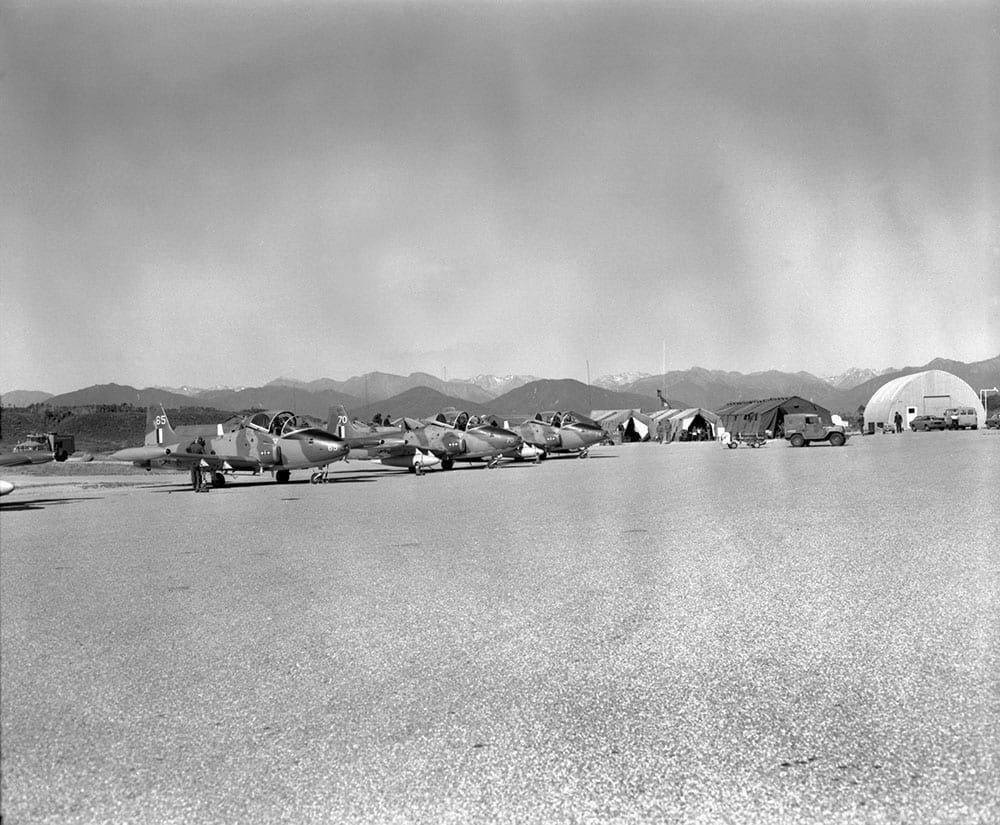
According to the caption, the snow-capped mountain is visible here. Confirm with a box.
[593,372,653,390]
[456,374,539,395]
[821,367,895,390]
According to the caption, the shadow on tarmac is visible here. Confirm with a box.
[0,496,100,512]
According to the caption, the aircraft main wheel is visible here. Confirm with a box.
[275,470,291,484]
[441,459,454,471]
[213,472,227,487]
[790,434,805,448]
[727,441,738,449]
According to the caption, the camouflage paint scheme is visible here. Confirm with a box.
[330,406,523,471]
[111,407,349,487]
[509,411,607,459]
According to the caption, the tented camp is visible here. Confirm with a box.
[592,409,655,442]
[657,408,722,442]
[863,369,985,431]
[716,397,832,439]
[649,408,721,441]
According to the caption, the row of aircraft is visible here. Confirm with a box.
[108,404,607,490]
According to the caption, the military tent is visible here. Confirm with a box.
[659,408,722,442]
[716,396,831,439]
[622,412,655,442]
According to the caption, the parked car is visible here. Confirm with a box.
[910,415,946,431]
[986,413,1000,430]
[942,407,978,430]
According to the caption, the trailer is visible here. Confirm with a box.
[722,431,767,449]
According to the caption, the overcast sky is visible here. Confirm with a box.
[2,0,997,394]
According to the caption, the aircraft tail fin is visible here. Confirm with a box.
[145,405,177,447]
[328,405,360,440]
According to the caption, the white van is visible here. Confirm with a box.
[942,407,978,430]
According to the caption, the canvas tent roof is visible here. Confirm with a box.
[716,396,830,438]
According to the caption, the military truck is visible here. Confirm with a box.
[12,432,75,461]
[783,413,848,447]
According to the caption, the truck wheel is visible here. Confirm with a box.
[829,432,845,447]
[790,434,805,448]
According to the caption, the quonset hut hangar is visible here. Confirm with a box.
[863,369,985,431]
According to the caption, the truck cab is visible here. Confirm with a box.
[783,413,848,447]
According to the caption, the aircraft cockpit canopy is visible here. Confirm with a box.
[246,411,312,436]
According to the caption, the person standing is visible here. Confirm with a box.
[894,411,903,433]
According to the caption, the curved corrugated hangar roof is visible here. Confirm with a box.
[863,369,985,427]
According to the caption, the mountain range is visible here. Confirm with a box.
[3,355,997,419]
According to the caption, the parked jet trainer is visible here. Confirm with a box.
[111,407,349,488]
[331,406,524,471]
[328,406,441,474]
[509,411,606,459]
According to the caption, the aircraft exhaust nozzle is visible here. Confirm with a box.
[379,451,441,470]
[411,450,441,468]
[519,444,543,460]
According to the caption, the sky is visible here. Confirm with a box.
[2,0,998,394]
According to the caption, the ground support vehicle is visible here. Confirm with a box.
[783,414,848,447]
[724,431,767,449]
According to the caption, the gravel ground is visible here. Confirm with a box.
[2,431,998,824]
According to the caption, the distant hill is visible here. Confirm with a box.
[342,387,495,423]
[268,371,497,405]
[489,379,664,421]
[46,384,200,409]
[623,368,838,411]
[12,355,998,422]
[194,386,360,418]
[340,380,666,424]
[1,390,53,406]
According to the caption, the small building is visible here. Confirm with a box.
[863,369,985,431]
[715,396,832,439]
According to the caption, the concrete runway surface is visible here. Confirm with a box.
[2,432,998,824]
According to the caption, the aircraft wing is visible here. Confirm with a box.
[109,444,228,467]
[362,439,416,460]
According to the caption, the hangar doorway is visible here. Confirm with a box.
[923,395,951,416]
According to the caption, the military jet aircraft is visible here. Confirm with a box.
[111,406,349,489]
[424,409,527,468]
[510,410,607,459]
[331,406,523,471]
[328,406,440,474]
